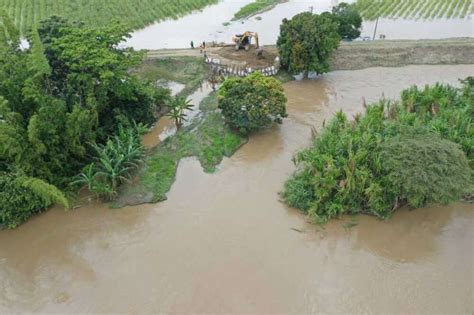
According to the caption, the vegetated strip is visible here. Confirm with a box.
[114,92,246,207]
[232,0,288,20]
[0,0,219,34]
[355,0,471,20]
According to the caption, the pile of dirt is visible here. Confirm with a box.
[214,45,278,68]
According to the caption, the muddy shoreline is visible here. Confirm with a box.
[146,38,474,71]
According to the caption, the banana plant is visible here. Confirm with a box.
[166,96,194,130]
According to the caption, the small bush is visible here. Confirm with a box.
[218,72,287,135]
[381,133,472,208]
[72,124,145,200]
[0,172,69,229]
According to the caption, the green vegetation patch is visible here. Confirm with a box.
[134,57,208,97]
[0,0,219,34]
[356,0,473,20]
[282,79,474,223]
[1,172,69,229]
[115,93,246,206]
[232,0,287,20]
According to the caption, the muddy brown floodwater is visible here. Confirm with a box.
[1,65,473,314]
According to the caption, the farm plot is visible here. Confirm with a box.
[0,0,218,34]
[356,0,473,20]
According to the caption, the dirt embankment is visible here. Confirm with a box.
[331,38,474,70]
[146,38,474,71]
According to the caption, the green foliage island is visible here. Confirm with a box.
[282,79,474,223]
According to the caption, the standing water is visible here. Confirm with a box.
[126,0,473,50]
[0,65,473,313]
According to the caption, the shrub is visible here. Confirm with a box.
[0,172,69,229]
[217,72,287,135]
[72,124,145,200]
[381,133,472,208]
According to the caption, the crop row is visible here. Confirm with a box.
[356,0,473,20]
[0,0,218,34]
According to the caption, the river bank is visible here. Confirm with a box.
[146,38,474,71]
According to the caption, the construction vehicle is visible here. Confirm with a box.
[232,31,259,51]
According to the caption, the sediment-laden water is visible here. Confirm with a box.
[126,0,474,50]
[1,65,473,313]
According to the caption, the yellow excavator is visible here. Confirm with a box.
[233,31,259,51]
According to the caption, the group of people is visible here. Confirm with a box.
[190,40,206,53]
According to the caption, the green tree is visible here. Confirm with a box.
[218,72,287,135]
[0,9,20,49]
[330,2,362,40]
[0,15,166,226]
[166,96,194,130]
[277,12,340,76]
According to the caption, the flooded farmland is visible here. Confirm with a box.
[1,65,473,313]
[126,0,474,49]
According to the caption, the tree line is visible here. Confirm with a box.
[0,13,168,228]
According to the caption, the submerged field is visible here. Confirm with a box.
[0,0,218,34]
[356,0,473,20]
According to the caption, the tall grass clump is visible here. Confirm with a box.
[282,79,474,223]
[72,124,146,200]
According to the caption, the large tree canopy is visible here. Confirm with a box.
[218,72,287,135]
[0,16,167,227]
[330,2,362,40]
[277,12,341,76]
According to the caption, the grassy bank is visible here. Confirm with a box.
[232,0,287,20]
[0,0,218,34]
[114,92,246,207]
[356,0,472,20]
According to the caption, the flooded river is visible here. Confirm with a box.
[1,65,473,313]
[126,0,474,50]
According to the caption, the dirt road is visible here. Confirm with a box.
[146,38,474,71]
